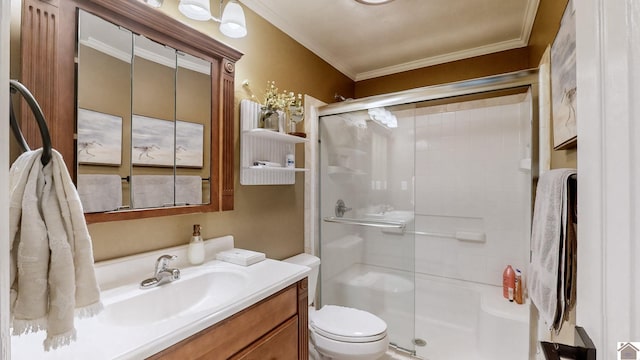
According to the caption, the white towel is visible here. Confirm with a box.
[77,174,123,213]
[131,175,174,208]
[132,175,202,208]
[528,168,577,331]
[9,149,103,351]
[176,175,202,205]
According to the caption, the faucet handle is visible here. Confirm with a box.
[170,268,181,281]
[155,254,177,273]
[335,199,352,218]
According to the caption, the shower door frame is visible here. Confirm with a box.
[306,68,542,357]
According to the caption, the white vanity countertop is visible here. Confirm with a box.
[11,236,310,359]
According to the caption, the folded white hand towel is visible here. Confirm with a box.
[9,149,103,351]
[77,174,123,213]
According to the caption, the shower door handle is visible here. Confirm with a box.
[323,216,406,230]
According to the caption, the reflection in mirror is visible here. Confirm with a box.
[176,53,211,205]
[75,10,213,213]
[76,10,132,213]
[131,34,177,209]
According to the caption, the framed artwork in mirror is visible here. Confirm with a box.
[77,108,122,165]
[132,115,175,167]
[176,121,204,168]
[551,0,577,150]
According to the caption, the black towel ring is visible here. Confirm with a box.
[9,79,52,166]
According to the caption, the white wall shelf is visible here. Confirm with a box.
[244,128,309,144]
[240,99,308,185]
[246,166,309,172]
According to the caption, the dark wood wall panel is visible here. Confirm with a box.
[297,278,309,360]
[222,60,235,211]
[20,0,60,165]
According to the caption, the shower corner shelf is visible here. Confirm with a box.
[240,99,308,185]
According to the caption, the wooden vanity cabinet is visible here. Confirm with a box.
[147,279,308,360]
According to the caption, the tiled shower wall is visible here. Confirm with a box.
[365,94,532,286]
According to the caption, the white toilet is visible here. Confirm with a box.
[284,254,389,360]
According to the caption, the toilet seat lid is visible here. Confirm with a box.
[310,305,387,343]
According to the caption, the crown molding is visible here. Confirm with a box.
[241,0,539,82]
[80,38,211,74]
[355,38,528,81]
[80,37,131,63]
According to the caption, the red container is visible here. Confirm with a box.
[503,265,515,301]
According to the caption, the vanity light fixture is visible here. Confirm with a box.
[178,0,247,38]
[355,0,395,4]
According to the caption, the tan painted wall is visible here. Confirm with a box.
[86,1,354,261]
[11,0,575,262]
[529,0,576,170]
[354,48,530,98]
[528,0,570,68]
[354,0,576,170]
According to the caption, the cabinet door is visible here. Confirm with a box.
[147,284,298,360]
[231,316,299,360]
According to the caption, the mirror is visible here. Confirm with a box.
[76,10,211,212]
[175,52,212,206]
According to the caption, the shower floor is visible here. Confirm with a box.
[324,263,529,360]
[414,316,478,360]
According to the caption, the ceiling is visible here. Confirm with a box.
[239,0,540,81]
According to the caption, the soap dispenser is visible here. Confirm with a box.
[187,224,204,265]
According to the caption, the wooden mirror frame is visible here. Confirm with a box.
[19,0,241,223]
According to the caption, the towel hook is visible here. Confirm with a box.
[9,79,52,166]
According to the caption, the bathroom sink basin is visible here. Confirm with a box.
[101,268,248,327]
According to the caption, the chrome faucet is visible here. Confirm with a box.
[140,254,181,289]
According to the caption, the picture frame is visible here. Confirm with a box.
[131,114,175,167]
[551,0,577,150]
[176,121,204,168]
[77,108,122,166]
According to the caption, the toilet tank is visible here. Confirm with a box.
[283,253,320,306]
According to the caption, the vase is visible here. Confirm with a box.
[287,105,303,134]
[261,109,279,131]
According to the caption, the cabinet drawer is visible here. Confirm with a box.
[231,316,298,360]
[148,284,298,360]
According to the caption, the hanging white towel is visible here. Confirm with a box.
[131,175,174,208]
[176,175,202,205]
[528,168,577,332]
[132,175,202,208]
[9,149,103,351]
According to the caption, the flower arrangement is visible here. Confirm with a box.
[260,81,304,132]
[263,81,296,112]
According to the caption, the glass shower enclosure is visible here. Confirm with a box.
[319,106,417,353]
[316,69,538,359]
